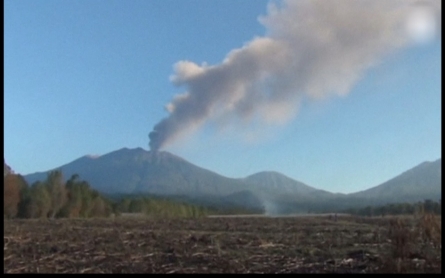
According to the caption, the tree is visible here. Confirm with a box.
[129,198,144,213]
[89,197,112,217]
[45,170,68,218]
[362,206,373,217]
[117,198,132,213]
[61,175,83,218]
[4,174,26,218]
[79,182,94,217]
[17,181,32,218]
[28,182,51,218]
[423,199,435,214]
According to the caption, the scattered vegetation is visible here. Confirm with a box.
[379,212,441,273]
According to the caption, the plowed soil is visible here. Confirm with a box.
[3,215,441,273]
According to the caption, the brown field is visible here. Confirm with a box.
[3,214,441,273]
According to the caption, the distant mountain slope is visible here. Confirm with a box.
[23,148,441,212]
[22,148,334,212]
[24,148,248,196]
[169,191,266,213]
[243,171,335,199]
[349,159,441,204]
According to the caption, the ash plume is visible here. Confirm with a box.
[149,0,441,151]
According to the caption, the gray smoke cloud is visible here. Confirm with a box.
[149,0,441,151]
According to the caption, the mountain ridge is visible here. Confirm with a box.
[21,148,441,212]
[349,158,441,204]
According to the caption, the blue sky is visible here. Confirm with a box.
[4,0,441,194]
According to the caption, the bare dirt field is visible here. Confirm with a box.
[3,215,441,273]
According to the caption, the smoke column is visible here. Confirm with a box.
[149,0,441,151]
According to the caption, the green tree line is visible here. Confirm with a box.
[4,170,209,219]
[342,199,441,217]
[115,196,209,218]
